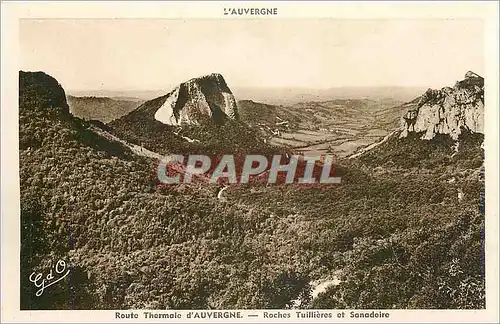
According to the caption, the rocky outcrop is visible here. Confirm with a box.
[154,73,238,125]
[400,71,484,140]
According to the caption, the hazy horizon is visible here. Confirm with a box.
[65,85,426,105]
[20,19,484,91]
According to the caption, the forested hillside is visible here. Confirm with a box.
[20,71,484,310]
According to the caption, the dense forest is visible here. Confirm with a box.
[67,95,142,124]
[20,71,484,310]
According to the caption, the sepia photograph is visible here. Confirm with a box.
[1,2,499,323]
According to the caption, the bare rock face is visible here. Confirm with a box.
[154,73,238,125]
[400,71,484,140]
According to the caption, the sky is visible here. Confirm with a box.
[19,19,484,91]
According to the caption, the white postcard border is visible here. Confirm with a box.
[1,1,499,323]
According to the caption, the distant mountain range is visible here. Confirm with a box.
[19,70,485,311]
[68,86,425,105]
[399,71,484,140]
[233,86,426,105]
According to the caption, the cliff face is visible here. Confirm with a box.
[400,71,484,140]
[154,73,238,125]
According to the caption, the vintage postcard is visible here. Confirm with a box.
[1,1,499,323]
